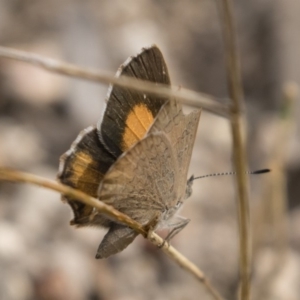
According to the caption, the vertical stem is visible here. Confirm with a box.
[218,1,251,299]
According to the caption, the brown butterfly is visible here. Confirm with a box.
[57,45,201,258]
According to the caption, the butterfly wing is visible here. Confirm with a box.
[57,126,114,227]
[95,223,139,259]
[96,133,178,258]
[149,100,201,201]
[98,45,171,157]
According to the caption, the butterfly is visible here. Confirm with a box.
[57,45,201,258]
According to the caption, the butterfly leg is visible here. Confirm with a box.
[158,216,190,248]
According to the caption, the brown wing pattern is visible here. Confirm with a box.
[149,100,201,199]
[58,45,201,258]
[98,45,171,158]
[58,46,172,228]
[95,133,178,258]
[98,133,178,224]
[57,126,115,227]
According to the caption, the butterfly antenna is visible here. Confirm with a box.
[192,168,270,181]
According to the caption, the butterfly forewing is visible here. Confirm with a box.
[98,46,171,157]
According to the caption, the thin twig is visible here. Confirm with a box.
[218,1,251,299]
[0,168,224,300]
[0,46,229,117]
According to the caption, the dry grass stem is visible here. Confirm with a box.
[0,46,228,117]
[218,0,251,299]
[0,168,224,300]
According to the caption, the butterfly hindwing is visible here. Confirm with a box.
[95,223,139,259]
[57,126,114,227]
[95,133,178,254]
[98,133,177,221]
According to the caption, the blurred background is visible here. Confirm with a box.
[0,0,299,299]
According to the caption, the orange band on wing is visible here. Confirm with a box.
[69,151,103,187]
[123,104,154,150]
